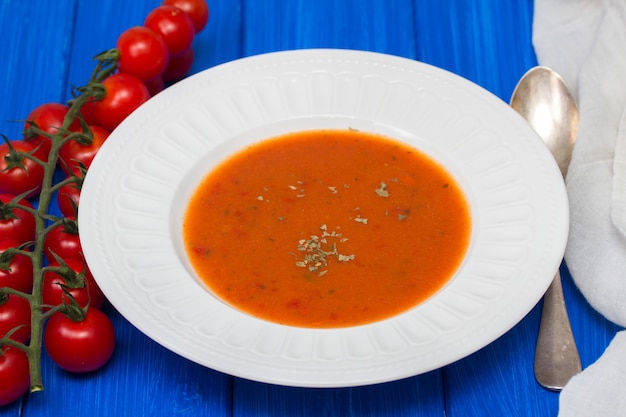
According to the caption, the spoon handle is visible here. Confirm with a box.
[534,270,582,391]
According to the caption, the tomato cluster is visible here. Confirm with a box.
[0,0,209,407]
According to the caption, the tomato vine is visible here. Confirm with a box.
[0,50,118,393]
[0,0,209,404]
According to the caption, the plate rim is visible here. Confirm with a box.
[79,48,569,387]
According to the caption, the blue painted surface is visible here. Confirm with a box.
[0,1,621,416]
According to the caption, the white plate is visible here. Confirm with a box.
[79,49,568,388]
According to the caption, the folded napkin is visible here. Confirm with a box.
[535,0,626,327]
[533,0,626,415]
[558,331,626,416]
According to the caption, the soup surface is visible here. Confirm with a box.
[183,129,471,328]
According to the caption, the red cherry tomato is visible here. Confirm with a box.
[0,194,36,243]
[116,26,169,81]
[43,221,83,264]
[79,100,99,126]
[56,183,81,220]
[0,346,30,406]
[163,0,210,33]
[0,237,33,293]
[23,103,81,157]
[162,47,194,82]
[145,5,195,57]
[44,308,115,373]
[58,125,110,177]
[144,76,165,97]
[0,141,46,198]
[91,73,150,131]
[0,294,31,343]
[42,259,105,310]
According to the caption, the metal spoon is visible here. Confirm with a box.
[510,66,581,391]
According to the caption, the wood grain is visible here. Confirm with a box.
[0,0,621,416]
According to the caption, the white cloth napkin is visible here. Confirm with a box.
[558,331,626,416]
[533,0,626,415]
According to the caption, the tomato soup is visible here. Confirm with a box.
[183,129,471,328]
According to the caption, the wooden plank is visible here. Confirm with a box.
[242,0,417,59]
[412,0,537,100]
[445,267,621,416]
[445,307,559,416]
[23,313,233,416]
[0,0,237,415]
[63,0,242,96]
[234,374,443,417]
[1,0,621,416]
[1,1,78,415]
[0,0,78,141]
[415,1,621,415]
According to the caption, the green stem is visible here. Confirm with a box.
[26,87,95,392]
[12,47,119,393]
[0,286,32,300]
[27,131,61,393]
[0,337,28,351]
[47,176,80,196]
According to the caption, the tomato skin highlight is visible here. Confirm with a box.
[117,26,169,81]
[23,102,81,157]
[58,125,110,177]
[163,0,210,33]
[92,73,150,131]
[0,346,30,406]
[0,194,36,244]
[145,5,195,57]
[0,141,46,198]
[0,237,33,294]
[0,294,31,343]
[44,308,115,373]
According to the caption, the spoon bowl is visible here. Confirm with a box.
[510,66,578,178]
[510,66,581,391]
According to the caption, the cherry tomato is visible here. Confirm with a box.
[43,221,83,264]
[23,103,81,157]
[58,125,110,177]
[79,100,99,126]
[56,183,81,220]
[144,76,165,97]
[0,346,30,406]
[44,308,115,373]
[145,5,195,57]
[42,259,105,310]
[0,294,31,343]
[117,26,169,81]
[0,237,33,294]
[162,47,194,82]
[0,194,36,244]
[91,73,150,131]
[0,141,46,198]
[163,0,210,33]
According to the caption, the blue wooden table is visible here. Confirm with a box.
[0,1,622,416]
